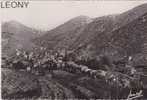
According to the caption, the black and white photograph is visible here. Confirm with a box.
[1,1,147,99]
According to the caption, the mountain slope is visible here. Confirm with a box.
[33,3,147,65]
[71,3,147,50]
[74,13,147,65]
[2,21,40,56]
[108,13,147,65]
[34,16,92,49]
[35,3,147,51]
[68,4,147,62]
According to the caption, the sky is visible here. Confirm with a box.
[1,1,147,30]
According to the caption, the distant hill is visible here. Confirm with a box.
[2,21,41,56]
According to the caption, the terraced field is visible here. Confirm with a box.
[2,68,124,99]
